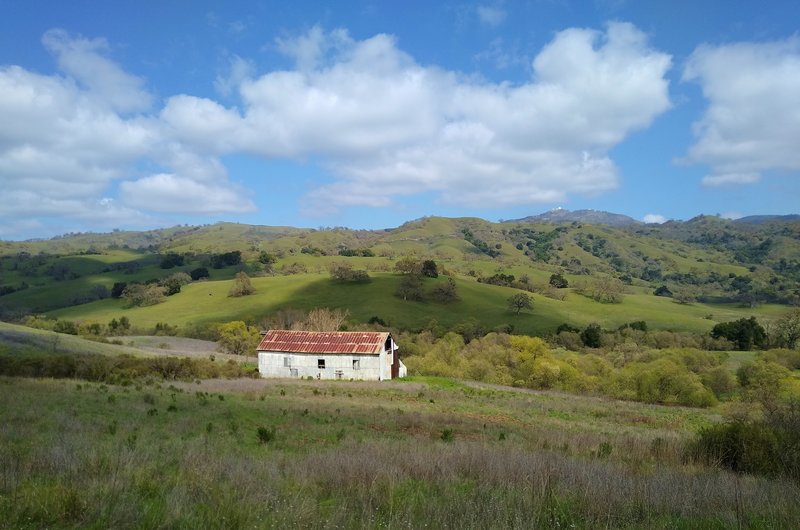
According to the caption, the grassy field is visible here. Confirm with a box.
[2,375,799,528]
[3,216,798,340]
[2,319,798,527]
[50,272,789,336]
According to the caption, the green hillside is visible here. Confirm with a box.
[50,272,788,336]
[1,215,798,335]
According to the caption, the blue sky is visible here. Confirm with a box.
[1,0,799,239]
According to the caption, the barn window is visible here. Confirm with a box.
[283,356,291,367]
[352,359,360,370]
[318,359,326,369]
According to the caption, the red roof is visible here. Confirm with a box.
[257,330,393,355]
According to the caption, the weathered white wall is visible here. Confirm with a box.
[258,348,406,380]
[258,351,384,380]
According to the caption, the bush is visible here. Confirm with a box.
[580,324,602,348]
[228,272,254,297]
[256,426,276,444]
[122,283,166,307]
[111,282,127,298]
[711,317,766,350]
[190,267,210,281]
[210,251,242,269]
[161,272,191,296]
[218,321,261,356]
[53,319,78,335]
[0,351,257,382]
[421,260,438,278]
[654,285,673,297]
[689,405,800,482]
[329,262,371,283]
[160,253,184,269]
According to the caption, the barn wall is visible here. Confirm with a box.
[258,351,384,380]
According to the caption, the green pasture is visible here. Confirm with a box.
[50,272,788,335]
[1,375,797,528]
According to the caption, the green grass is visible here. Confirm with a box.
[50,272,788,337]
[1,375,798,528]
[3,215,798,339]
[0,321,146,357]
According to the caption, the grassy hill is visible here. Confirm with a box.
[2,373,799,528]
[49,272,789,337]
[1,215,798,335]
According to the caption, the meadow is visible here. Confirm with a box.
[2,216,799,527]
[3,375,800,529]
[49,272,789,337]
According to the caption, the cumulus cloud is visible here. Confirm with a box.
[120,174,256,214]
[0,30,254,238]
[214,55,255,97]
[643,213,667,224]
[41,29,153,113]
[683,37,800,186]
[230,22,671,213]
[1,23,672,238]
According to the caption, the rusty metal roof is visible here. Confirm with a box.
[257,330,393,355]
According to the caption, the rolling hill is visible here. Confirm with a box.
[1,212,798,336]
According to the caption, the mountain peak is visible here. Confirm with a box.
[507,209,642,227]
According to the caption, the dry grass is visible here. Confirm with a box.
[1,376,797,528]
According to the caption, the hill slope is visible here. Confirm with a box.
[1,214,798,335]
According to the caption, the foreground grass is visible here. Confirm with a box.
[1,376,798,529]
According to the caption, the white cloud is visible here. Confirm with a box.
[701,172,760,187]
[683,37,800,185]
[214,55,255,97]
[643,213,667,224]
[120,174,256,214]
[476,5,507,27]
[0,63,155,196]
[231,23,671,213]
[0,30,254,237]
[41,29,152,113]
[475,38,528,70]
[1,23,672,237]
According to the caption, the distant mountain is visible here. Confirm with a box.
[508,208,642,227]
[733,214,800,225]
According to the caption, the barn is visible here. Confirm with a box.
[257,329,407,381]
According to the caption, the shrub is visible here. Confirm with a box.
[329,262,370,283]
[654,285,673,297]
[122,283,166,307]
[53,319,78,335]
[689,402,800,482]
[190,267,210,281]
[160,253,184,269]
[228,271,254,297]
[440,428,454,442]
[161,272,191,296]
[711,317,766,350]
[218,321,261,356]
[580,324,602,348]
[210,251,242,269]
[421,260,438,278]
[111,282,127,298]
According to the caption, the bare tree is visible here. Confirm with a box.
[293,308,350,331]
